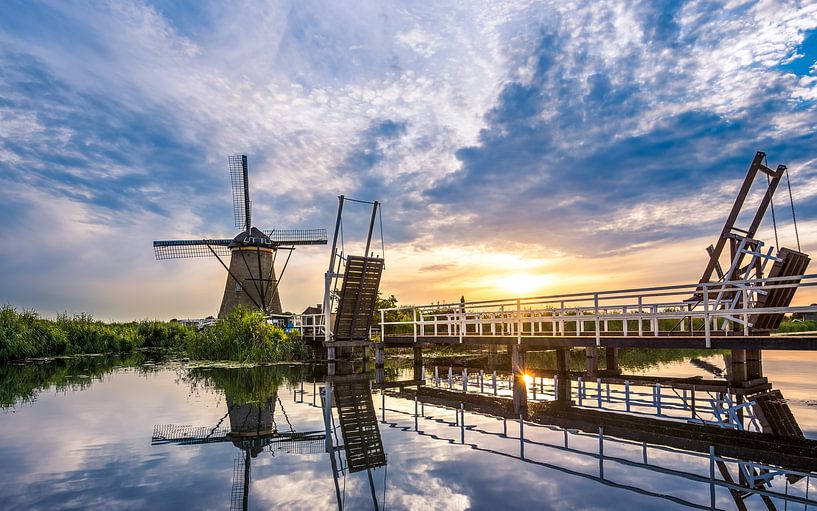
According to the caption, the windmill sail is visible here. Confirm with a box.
[229,155,251,231]
[261,229,328,245]
[153,239,232,259]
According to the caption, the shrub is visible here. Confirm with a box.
[136,320,194,349]
[187,306,309,362]
[777,320,817,333]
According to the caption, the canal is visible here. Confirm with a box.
[1,349,815,510]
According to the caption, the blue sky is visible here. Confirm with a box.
[1,1,816,320]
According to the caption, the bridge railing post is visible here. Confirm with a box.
[637,296,643,337]
[459,309,464,344]
[516,298,522,344]
[380,309,385,342]
[622,306,628,336]
[560,300,565,336]
[703,283,711,348]
[412,307,417,344]
[594,293,601,346]
[653,305,659,336]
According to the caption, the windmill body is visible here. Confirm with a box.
[217,228,284,316]
[153,155,327,318]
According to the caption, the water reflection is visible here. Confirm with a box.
[153,367,327,510]
[152,365,388,510]
[0,350,816,509]
[324,372,388,510]
[388,347,817,510]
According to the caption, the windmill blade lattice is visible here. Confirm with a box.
[153,239,232,260]
[261,229,328,246]
[229,155,251,231]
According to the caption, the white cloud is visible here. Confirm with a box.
[1,0,817,318]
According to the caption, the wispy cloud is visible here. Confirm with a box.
[1,1,816,318]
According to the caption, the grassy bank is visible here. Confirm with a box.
[0,306,309,364]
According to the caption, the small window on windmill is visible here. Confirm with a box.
[235,282,241,292]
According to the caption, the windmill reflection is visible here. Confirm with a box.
[151,365,388,511]
[152,367,324,511]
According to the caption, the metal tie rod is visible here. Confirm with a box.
[342,197,378,205]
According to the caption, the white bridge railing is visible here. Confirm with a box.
[289,313,325,338]
[379,274,817,348]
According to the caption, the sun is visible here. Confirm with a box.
[495,273,552,297]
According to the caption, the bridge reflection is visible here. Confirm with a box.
[376,349,815,510]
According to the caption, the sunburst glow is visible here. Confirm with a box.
[493,273,553,297]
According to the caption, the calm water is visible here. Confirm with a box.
[1,350,816,510]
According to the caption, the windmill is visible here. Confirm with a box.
[153,155,328,317]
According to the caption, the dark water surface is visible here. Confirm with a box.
[1,350,816,510]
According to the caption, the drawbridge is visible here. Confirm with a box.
[287,152,817,352]
[375,152,816,350]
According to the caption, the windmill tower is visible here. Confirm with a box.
[153,155,327,317]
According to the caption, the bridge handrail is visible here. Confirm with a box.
[377,274,817,347]
[379,273,817,312]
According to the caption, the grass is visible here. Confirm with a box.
[0,305,309,364]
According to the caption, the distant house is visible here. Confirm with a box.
[792,305,817,322]
[301,304,322,325]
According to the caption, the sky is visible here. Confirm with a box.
[1,0,817,321]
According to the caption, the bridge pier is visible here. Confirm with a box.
[413,347,423,382]
[512,345,527,417]
[556,348,573,405]
[585,347,599,378]
[746,349,763,379]
[729,349,748,384]
[605,347,620,375]
[375,344,385,385]
[488,344,498,369]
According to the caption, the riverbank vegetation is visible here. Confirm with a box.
[186,307,308,362]
[0,305,309,364]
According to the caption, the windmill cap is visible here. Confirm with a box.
[229,227,272,248]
